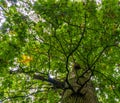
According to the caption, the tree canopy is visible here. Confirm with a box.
[0,0,120,102]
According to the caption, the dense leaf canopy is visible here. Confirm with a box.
[0,0,120,102]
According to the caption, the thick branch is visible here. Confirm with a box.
[10,69,65,89]
[33,74,65,89]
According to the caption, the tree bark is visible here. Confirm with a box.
[61,72,98,103]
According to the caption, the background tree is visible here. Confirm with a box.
[0,0,120,103]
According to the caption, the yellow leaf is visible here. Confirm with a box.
[20,54,33,66]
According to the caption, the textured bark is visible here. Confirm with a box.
[61,71,98,103]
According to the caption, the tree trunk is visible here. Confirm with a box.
[61,73,98,103]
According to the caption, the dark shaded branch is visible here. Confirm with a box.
[90,46,108,68]
[91,44,117,69]
[94,70,117,85]
[0,5,8,13]
[53,29,66,56]
[48,36,51,72]
[65,13,87,93]
[10,69,65,89]
[65,12,87,73]
[65,56,75,93]
[77,71,93,93]
[33,74,65,89]
[67,12,87,62]
[94,70,120,98]
[77,68,91,83]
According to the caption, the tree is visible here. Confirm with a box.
[0,0,120,102]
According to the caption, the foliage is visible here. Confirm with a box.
[0,0,120,102]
